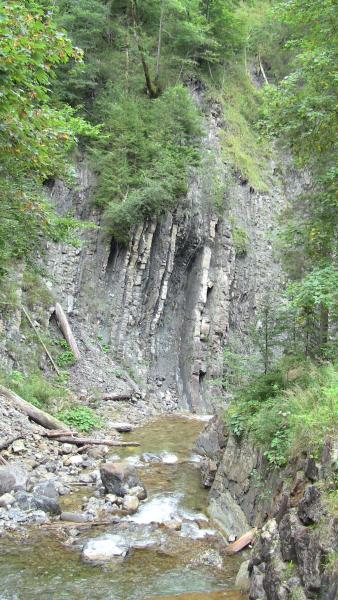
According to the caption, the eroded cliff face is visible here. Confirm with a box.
[45,90,288,413]
[196,419,338,600]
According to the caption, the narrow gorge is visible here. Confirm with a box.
[0,1,336,599]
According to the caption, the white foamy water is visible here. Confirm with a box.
[160,452,178,464]
[127,493,208,526]
[128,493,182,524]
[180,522,216,539]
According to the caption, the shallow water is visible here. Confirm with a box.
[0,415,245,600]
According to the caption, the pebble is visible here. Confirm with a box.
[0,493,15,508]
[12,440,26,453]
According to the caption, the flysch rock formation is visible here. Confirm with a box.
[43,87,293,413]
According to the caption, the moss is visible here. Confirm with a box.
[22,269,54,310]
[232,225,250,257]
[204,62,271,191]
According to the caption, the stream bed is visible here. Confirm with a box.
[0,416,245,600]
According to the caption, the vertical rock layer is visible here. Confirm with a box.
[46,92,288,412]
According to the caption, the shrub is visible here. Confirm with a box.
[57,350,76,368]
[226,362,337,467]
[0,370,69,409]
[57,406,102,432]
[232,225,250,257]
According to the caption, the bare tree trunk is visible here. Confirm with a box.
[319,303,329,350]
[54,303,81,361]
[258,52,269,85]
[51,436,140,447]
[131,0,158,98]
[0,385,68,431]
[156,0,165,79]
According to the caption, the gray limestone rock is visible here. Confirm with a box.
[82,535,128,562]
[100,462,145,497]
[235,559,251,592]
[0,463,28,495]
[298,485,325,525]
[15,490,61,515]
[249,565,267,600]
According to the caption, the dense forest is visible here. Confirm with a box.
[0,0,337,464]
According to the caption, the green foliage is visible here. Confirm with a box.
[0,1,97,278]
[205,62,270,190]
[54,0,251,240]
[95,85,202,242]
[232,225,250,257]
[258,0,338,357]
[22,269,54,310]
[226,362,338,467]
[57,406,102,432]
[0,370,69,409]
[56,350,76,368]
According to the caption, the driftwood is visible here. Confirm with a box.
[258,53,269,85]
[44,429,76,438]
[225,528,257,555]
[51,435,140,447]
[102,392,133,402]
[0,385,68,431]
[42,518,120,530]
[54,303,81,361]
[0,434,22,452]
[22,306,60,374]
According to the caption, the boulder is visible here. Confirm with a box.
[0,493,15,508]
[61,512,94,523]
[249,565,267,600]
[298,485,325,525]
[122,495,139,513]
[82,535,128,562]
[129,485,147,501]
[12,439,26,453]
[33,480,59,500]
[100,462,145,497]
[304,457,319,482]
[64,455,83,467]
[293,529,322,593]
[200,459,218,487]
[15,490,61,515]
[235,560,251,592]
[279,509,303,562]
[0,463,28,495]
[194,415,226,462]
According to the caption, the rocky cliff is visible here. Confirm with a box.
[196,418,338,600]
[35,87,290,413]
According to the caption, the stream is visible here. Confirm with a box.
[0,416,245,600]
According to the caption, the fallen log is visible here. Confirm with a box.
[0,434,22,452]
[225,528,257,555]
[102,393,133,402]
[44,429,77,438]
[54,302,81,361]
[42,518,120,530]
[51,436,140,447]
[0,385,69,431]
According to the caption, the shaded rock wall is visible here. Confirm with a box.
[196,418,338,599]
